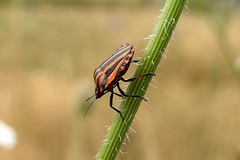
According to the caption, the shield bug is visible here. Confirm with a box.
[84,43,155,120]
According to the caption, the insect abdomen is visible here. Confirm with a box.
[93,43,134,92]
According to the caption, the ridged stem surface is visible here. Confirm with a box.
[96,0,186,159]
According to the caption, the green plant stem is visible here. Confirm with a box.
[96,0,186,159]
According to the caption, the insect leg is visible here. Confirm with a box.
[121,73,155,82]
[117,83,147,102]
[113,91,124,98]
[110,89,124,120]
[131,60,140,63]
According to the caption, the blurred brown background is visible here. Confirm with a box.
[0,0,240,160]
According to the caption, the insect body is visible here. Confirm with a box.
[85,43,155,120]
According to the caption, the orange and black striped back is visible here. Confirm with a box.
[94,43,135,98]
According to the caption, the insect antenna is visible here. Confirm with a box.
[85,93,95,102]
[83,97,96,118]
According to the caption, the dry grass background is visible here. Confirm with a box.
[0,3,240,160]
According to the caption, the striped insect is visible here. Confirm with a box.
[84,43,155,120]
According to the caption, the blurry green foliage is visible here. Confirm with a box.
[1,0,240,11]
[0,0,159,5]
[189,0,240,13]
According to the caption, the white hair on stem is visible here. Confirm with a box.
[185,4,191,14]
[119,149,128,156]
[129,127,137,134]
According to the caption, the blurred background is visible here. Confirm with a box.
[0,0,240,159]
